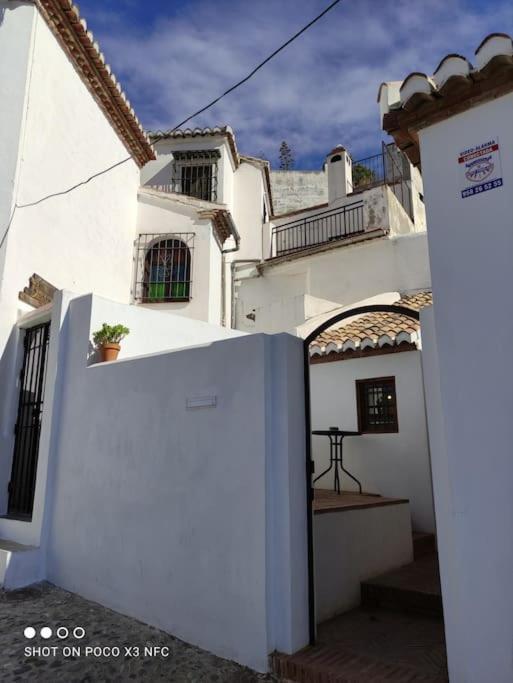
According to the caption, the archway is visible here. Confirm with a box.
[302,304,421,644]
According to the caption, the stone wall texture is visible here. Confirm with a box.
[270,170,328,215]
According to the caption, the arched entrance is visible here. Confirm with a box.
[302,304,421,644]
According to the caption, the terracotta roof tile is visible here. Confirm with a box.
[149,126,240,168]
[380,33,513,166]
[32,0,154,166]
[310,291,432,356]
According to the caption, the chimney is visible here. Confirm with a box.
[326,145,353,203]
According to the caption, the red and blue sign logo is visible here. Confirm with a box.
[459,140,503,199]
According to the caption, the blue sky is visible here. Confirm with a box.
[78,0,512,169]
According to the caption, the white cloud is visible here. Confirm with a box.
[87,0,513,167]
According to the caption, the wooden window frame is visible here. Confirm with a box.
[356,376,399,434]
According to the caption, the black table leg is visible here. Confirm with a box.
[312,432,363,495]
[338,435,362,494]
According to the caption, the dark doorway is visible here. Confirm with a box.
[303,304,421,644]
[8,321,51,519]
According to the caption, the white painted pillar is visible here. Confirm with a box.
[419,94,513,683]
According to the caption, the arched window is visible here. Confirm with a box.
[143,237,191,302]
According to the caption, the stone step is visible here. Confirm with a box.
[361,555,443,618]
[0,539,43,589]
[272,643,447,682]
[413,531,437,560]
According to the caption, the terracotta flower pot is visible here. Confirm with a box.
[101,342,121,362]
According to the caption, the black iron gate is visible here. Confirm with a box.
[8,321,51,518]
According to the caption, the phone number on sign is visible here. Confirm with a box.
[461,178,503,198]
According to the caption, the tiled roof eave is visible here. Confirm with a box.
[150,127,240,168]
[381,33,513,166]
[309,291,432,358]
[386,63,513,135]
[34,0,154,167]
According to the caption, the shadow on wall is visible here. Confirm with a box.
[87,340,99,365]
[0,325,23,515]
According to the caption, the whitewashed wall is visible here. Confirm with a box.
[142,137,236,208]
[418,93,513,683]
[40,293,308,672]
[136,191,224,324]
[314,503,413,621]
[310,351,435,532]
[0,6,141,514]
[235,232,430,333]
[0,1,35,286]
[232,161,266,261]
[0,291,245,547]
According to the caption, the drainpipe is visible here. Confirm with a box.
[221,217,241,327]
[230,259,261,330]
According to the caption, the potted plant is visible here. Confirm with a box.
[92,323,130,362]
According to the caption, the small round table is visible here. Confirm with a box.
[312,428,362,494]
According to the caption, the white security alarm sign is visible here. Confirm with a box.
[460,138,503,199]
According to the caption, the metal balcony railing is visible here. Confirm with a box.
[271,201,364,258]
[270,144,414,259]
[353,143,413,218]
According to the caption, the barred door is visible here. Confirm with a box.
[8,322,51,518]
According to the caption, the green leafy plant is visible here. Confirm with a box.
[352,163,376,188]
[92,323,130,346]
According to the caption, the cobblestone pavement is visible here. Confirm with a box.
[0,583,277,682]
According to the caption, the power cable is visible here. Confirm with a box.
[0,0,342,250]
[168,0,342,131]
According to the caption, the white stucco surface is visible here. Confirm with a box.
[136,191,224,324]
[314,504,413,621]
[89,292,245,360]
[0,291,245,548]
[235,233,430,334]
[0,5,141,505]
[142,137,236,208]
[419,93,513,682]
[310,351,435,532]
[232,161,266,261]
[0,1,35,282]
[39,294,308,672]
[0,541,44,589]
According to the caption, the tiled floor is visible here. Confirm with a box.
[274,607,448,682]
[313,488,409,514]
[319,608,447,678]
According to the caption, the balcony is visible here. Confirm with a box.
[269,144,414,259]
[271,202,364,258]
[352,144,412,216]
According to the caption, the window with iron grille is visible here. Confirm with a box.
[356,377,398,433]
[171,150,220,202]
[134,233,194,303]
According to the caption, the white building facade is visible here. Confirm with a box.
[0,0,154,520]
[382,32,513,683]
[2,1,512,678]
[137,128,272,327]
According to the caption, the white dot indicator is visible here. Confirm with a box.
[40,627,52,639]
[24,627,36,639]
[73,626,86,639]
